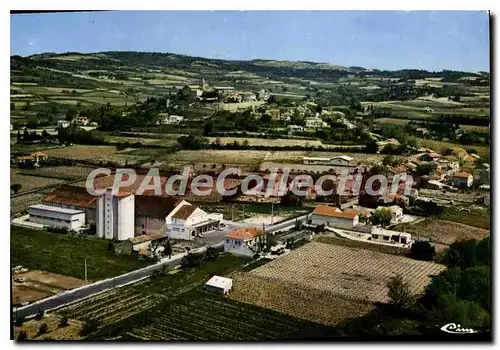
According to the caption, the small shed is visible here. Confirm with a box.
[204,275,233,295]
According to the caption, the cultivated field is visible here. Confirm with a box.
[393,218,490,245]
[11,171,66,192]
[18,166,96,181]
[13,313,85,340]
[17,270,88,290]
[229,242,446,325]
[11,193,45,215]
[40,145,145,165]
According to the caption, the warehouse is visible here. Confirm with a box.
[28,204,85,230]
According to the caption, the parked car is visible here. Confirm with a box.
[14,278,25,283]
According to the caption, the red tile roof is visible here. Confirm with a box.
[172,204,197,220]
[312,205,341,217]
[225,227,264,240]
[454,172,472,178]
[43,185,97,208]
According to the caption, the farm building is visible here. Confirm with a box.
[310,205,359,230]
[31,151,48,163]
[303,157,331,165]
[452,172,473,188]
[16,155,35,167]
[28,204,85,230]
[114,233,167,255]
[204,275,233,295]
[42,185,97,224]
[330,155,355,167]
[224,227,264,257]
[158,114,184,125]
[305,117,328,128]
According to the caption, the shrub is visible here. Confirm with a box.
[34,310,44,320]
[14,316,25,326]
[181,252,204,268]
[38,323,48,335]
[17,331,27,341]
[59,315,69,328]
[204,246,219,261]
[80,318,99,336]
[409,240,436,261]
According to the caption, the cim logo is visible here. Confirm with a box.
[440,323,478,334]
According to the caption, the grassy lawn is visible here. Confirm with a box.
[11,226,150,281]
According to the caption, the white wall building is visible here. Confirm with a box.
[96,188,135,241]
[330,155,355,167]
[224,227,264,257]
[57,120,70,128]
[167,203,220,240]
[305,117,328,128]
[310,205,359,229]
[204,275,233,295]
[28,204,85,230]
[377,205,404,224]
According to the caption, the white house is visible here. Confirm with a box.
[224,227,264,257]
[287,124,305,132]
[452,172,473,188]
[157,114,184,125]
[305,117,328,128]
[57,120,70,128]
[28,204,85,230]
[204,275,233,295]
[330,155,355,167]
[167,203,220,240]
[310,205,359,229]
[371,227,412,245]
[377,205,404,224]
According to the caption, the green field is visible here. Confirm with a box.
[439,207,490,230]
[54,252,330,340]
[11,226,150,281]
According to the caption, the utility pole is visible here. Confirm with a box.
[271,201,274,225]
[84,258,87,282]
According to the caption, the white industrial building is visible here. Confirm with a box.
[28,204,85,230]
[95,188,135,241]
[204,275,233,295]
[302,155,355,167]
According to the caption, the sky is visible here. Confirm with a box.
[10,11,490,72]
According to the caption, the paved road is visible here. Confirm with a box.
[13,214,308,319]
[13,246,216,319]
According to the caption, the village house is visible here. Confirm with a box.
[305,116,328,128]
[473,163,490,186]
[418,152,441,162]
[73,116,90,126]
[376,205,404,224]
[310,205,359,230]
[265,109,281,120]
[287,124,305,132]
[224,227,264,257]
[57,120,70,128]
[452,172,473,188]
[415,127,429,136]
